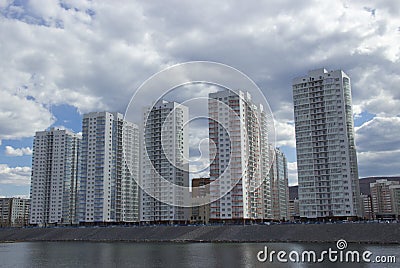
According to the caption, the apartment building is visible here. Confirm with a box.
[208,90,271,222]
[140,100,189,223]
[190,177,211,224]
[78,112,139,223]
[270,148,289,221]
[370,179,399,219]
[0,197,30,227]
[293,68,361,219]
[30,128,80,225]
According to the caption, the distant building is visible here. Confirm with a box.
[293,68,361,219]
[359,176,400,195]
[288,199,300,221]
[208,90,271,222]
[0,198,30,227]
[140,100,190,223]
[360,194,373,220]
[30,128,80,225]
[390,185,400,220]
[191,178,211,224]
[0,198,11,227]
[78,112,140,223]
[270,148,289,221]
[370,179,399,220]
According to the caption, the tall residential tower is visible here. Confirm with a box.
[208,90,271,222]
[292,68,360,219]
[30,128,80,225]
[78,112,140,223]
[140,100,189,223]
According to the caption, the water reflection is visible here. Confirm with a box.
[0,242,399,267]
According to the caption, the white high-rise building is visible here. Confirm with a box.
[270,148,289,221]
[208,90,270,222]
[78,112,139,223]
[140,100,189,223]
[30,128,80,225]
[292,68,361,219]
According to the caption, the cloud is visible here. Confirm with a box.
[4,146,32,156]
[351,66,400,117]
[0,91,55,143]
[1,1,398,114]
[356,116,400,152]
[0,0,399,181]
[355,116,400,177]
[287,161,298,186]
[275,121,295,148]
[357,150,400,178]
[12,194,30,199]
[0,164,31,186]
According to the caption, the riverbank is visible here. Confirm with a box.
[1,223,400,244]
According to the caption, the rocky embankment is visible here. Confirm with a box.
[1,223,399,244]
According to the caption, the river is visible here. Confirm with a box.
[0,242,399,267]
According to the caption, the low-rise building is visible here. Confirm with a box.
[390,185,400,220]
[191,178,211,224]
[360,194,373,220]
[0,198,30,227]
[288,199,300,221]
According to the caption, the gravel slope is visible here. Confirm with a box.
[1,224,399,244]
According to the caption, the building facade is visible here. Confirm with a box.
[30,128,80,225]
[360,194,373,220]
[292,68,361,219]
[140,100,189,223]
[270,148,289,221]
[390,185,400,220]
[191,178,211,224]
[288,199,300,221]
[208,90,271,222]
[78,112,140,223]
[370,179,399,219]
[0,198,30,227]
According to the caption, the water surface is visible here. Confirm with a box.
[0,242,398,267]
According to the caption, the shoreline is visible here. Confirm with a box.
[1,223,400,244]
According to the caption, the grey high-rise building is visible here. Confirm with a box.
[30,128,80,225]
[140,100,189,223]
[292,68,361,219]
[78,112,139,223]
[270,148,289,221]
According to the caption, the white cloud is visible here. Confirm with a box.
[275,120,295,148]
[12,194,30,199]
[1,0,398,114]
[356,116,400,152]
[357,150,400,178]
[273,101,296,148]
[287,162,298,186]
[5,146,32,157]
[355,116,400,177]
[0,91,55,143]
[0,164,31,186]
[0,0,399,180]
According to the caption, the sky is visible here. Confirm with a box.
[0,0,399,197]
